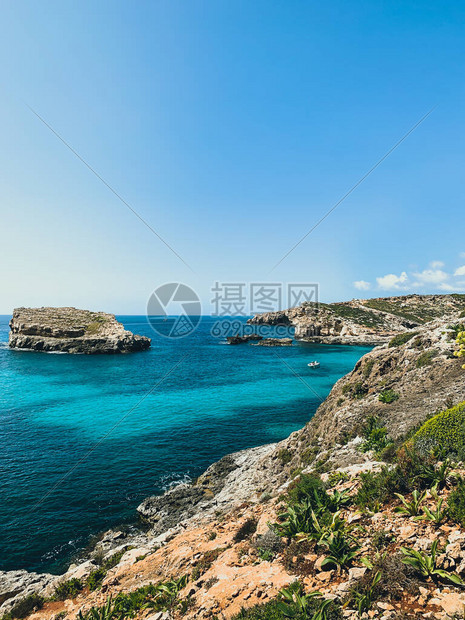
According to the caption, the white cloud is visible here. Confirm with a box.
[460,252,465,258]
[368,258,465,294]
[353,280,371,291]
[438,282,455,291]
[412,268,449,284]
[439,281,465,292]
[376,271,409,290]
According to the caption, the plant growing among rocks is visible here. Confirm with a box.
[400,540,463,585]
[378,389,399,404]
[319,530,360,570]
[52,577,84,601]
[417,489,446,525]
[394,490,427,516]
[360,416,391,454]
[447,477,465,527]
[349,570,382,615]
[454,329,465,368]
[234,518,258,543]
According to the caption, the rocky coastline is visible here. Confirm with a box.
[8,307,151,354]
[3,294,465,619]
[248,294,465,346]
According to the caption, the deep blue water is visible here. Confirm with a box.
[0,315,370,573]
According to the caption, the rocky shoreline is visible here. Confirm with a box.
[248,294,465,345]
[3,294,465,619]
[9,307,151,354]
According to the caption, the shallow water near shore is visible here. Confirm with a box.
[0,315,371,573]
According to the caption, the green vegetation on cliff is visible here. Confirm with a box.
[388,332,418,347]
[413,402,465,458]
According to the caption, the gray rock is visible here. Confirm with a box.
[226,334,262,344]
[137,444,276,532]
[0,570,57,614]
[9,307,150,354]
[253,338,293,346]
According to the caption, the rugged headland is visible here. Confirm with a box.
[3,294,465,620]
[248,294,465,345]
[8,307,151,354]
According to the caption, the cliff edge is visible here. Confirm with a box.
[248,293,465,345]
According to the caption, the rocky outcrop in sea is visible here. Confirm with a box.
[9,307,151,354]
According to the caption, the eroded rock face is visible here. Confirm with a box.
[137,445,275,532]
[248,294,465,345]
[9,307,151,354]
[0,570,57,612]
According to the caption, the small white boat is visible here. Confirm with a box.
[307,361,320,368]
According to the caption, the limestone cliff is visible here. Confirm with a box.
[9,307,151,354]
[248,294,465,345]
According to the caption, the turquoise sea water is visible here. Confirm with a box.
[0,315,370,573]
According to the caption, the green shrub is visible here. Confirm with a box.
[53,577,83,600]
[232,599,302,619]
[87,568,107,591]
[362,359,375,377]
[232,585,342,619]
[77,597,118,620]
[86,548,131,591]
[360,416,391,454]
[456,329,465,368]
[112,576,188,615]
[273,473,350,539]
[233,519,258,543]
[378,389,399,404]
[377,443,397,463]
[103,548,128,570]
[356,466,409,511]
[277,448,292,465]
[4,595,44,619]
[447,323,465,340]
[253,526,282,559]
[286,474,326,506]
[327,471,349,487]
[416,350,438,368]
[342,381,368,400]
[300,446,318,465]
[448,478,465,527]
[413,401,465,458]
[320,530,360,570]
[389,332,417,347]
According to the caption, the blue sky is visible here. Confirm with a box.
[0,1,464,314]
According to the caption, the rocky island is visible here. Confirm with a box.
[8,307,151,354]
[4,294,465,620]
